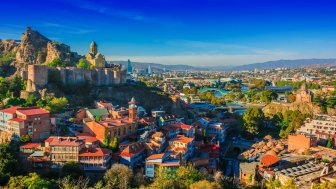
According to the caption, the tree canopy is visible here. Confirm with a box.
[243,107,265,135]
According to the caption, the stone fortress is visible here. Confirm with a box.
[25,42,126,93]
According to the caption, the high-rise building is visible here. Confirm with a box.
[147,65,152,74]
[127,59,133,75]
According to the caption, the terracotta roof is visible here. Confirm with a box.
[16,107,49,116]
[260,154,280,167]
[79,148,111,157]
[170,135,194,144]
[9,118,25,122]
[74,132,99,143]
[20,143,40,149]
[0,106,19,114]
[46,136,83,146]
[120,142,145,157]
[146,153,165,160]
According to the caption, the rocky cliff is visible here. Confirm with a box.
[0,40,19,55]
[1,27,80,67]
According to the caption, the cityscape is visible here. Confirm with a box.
[1,1,336,189]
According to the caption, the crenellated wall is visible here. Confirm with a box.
[25,65,126,92]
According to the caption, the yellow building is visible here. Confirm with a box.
[85,41,106,68]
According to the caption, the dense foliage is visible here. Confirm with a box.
[242,107,265,135]
[76,58,92,69]
[46,58,67,67]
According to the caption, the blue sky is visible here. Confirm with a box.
[1,0,336,66]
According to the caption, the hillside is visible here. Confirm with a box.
[228,58,336,71]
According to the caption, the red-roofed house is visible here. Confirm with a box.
[145,152,180,178]
[0,106,52,142]
[120,142,145,168]
[79,148,112,170]
[168,135,195,161]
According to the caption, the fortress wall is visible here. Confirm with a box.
[26,65,125,91]
[27,65,48,87]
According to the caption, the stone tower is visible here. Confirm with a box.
[90,41,97,55]
[128,97,137,122]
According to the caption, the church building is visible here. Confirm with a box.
[296,83,313,103]
[85,41,106,68]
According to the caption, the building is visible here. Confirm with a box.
[288,134,317,151]
[45,136,84,168]
[168,135,195,161]
[84,98,138,143]
[25,136,112,170]
[120,142,146,168]
[297,114,336,145]
[295,83,313,103]
[86,108,109,121]
[85,41,106,68]
[0,106,52,142]
[127,59,133,75]
[145,152,180,178]
[95,101,114,110]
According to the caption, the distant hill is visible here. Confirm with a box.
[109,58,336,72]
[227,58,336,71]
[107,60,208,72]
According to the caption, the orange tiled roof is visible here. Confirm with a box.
[261,154,280,167]
[0,106,19,114]
[170,135,194,144]
[16,107,49,116]
[120,142,145,157]
[20,143,40,149]
[79,148,111,157]
[46,136,83,146]
[146,153,165,160]
[9,118,25,122]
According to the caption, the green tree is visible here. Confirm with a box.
[8,173,57,189]
[20,134,31,143]
[0,77,9,100]
[9,75,25,97]
[243,107,265,135]
[189,180,221,189]
[45,97,68,113]
[176,164,206,187]
[61,161,85,179]
[5,97,26,107]
[0,142,22,185]
[103,163,133,189]
[46,58,66,67]
[76,58,91,69]
[326,137,333,148]
[327,96,336,108]
[58,176,89,189]
[110,137,119,152]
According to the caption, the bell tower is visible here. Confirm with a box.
[128,97,137,122]
[90,41,97,55]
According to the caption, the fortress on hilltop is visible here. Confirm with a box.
[23,42,126,93]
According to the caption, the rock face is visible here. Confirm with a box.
[16,27,50,64]
[45,42,72,65]
[13,27,80,66]
[0,40,19,54]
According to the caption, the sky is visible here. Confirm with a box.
[1,0,336,66]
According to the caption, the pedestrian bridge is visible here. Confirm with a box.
[198,88,229,95]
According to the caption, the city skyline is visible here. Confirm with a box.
[1,0,336,66]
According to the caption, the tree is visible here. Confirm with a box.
[8,173,57,189]
[9,75,25,97]
[0,142,22,185]
[110,136,119,152]
[5,97,26,107]
[61,161,85,179]
[0,77,9,100]
[20,134,31,143]
[58,176,89,189]
[327,96,336,108]
[45,97,68,113]
[243,107,265,135]
[189,180,221,189]
[76,58,91,69]
[104,163,133,189]
[47,58,66,67]
[326,137,333,148]
[176,165,206,187]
